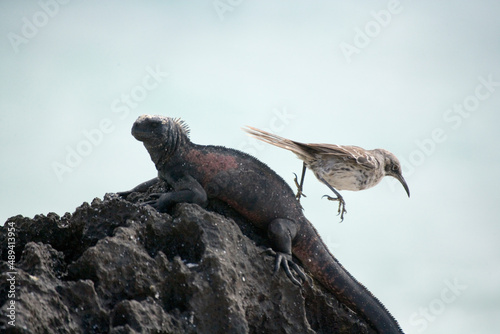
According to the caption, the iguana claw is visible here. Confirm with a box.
[263,248,307,286]
[142,193,170,211]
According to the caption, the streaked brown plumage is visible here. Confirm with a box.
[243,126,410,221]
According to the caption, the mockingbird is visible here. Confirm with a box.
[243,126,410,221]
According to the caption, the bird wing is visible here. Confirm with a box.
[305,143,379,169]
[243,126,379,170]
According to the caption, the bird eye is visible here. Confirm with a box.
[392,165,399,172]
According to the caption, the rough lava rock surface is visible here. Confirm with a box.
[0,181,375,333]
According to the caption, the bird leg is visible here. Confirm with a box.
[318,176,347,222]
[293,162,307,203]
[322,194,347,222]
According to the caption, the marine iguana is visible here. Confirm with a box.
[119,115,404,334]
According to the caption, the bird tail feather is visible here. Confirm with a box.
[242,126,313,160]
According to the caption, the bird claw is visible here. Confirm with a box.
[262,248,307,286]
[293,173,307,202]
[322,195,347,222]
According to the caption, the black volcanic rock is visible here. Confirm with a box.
[0,185,374,333]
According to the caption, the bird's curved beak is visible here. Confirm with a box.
[394,174,410,197]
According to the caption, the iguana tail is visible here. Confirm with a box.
[293,220,404,334]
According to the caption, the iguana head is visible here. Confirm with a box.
[132,115,190,167]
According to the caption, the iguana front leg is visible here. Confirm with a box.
[145,172,207,212]
[117,177,159,197]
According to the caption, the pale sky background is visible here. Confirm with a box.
[1,1,499,333]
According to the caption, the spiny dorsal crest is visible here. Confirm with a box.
[172,117,190,138]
